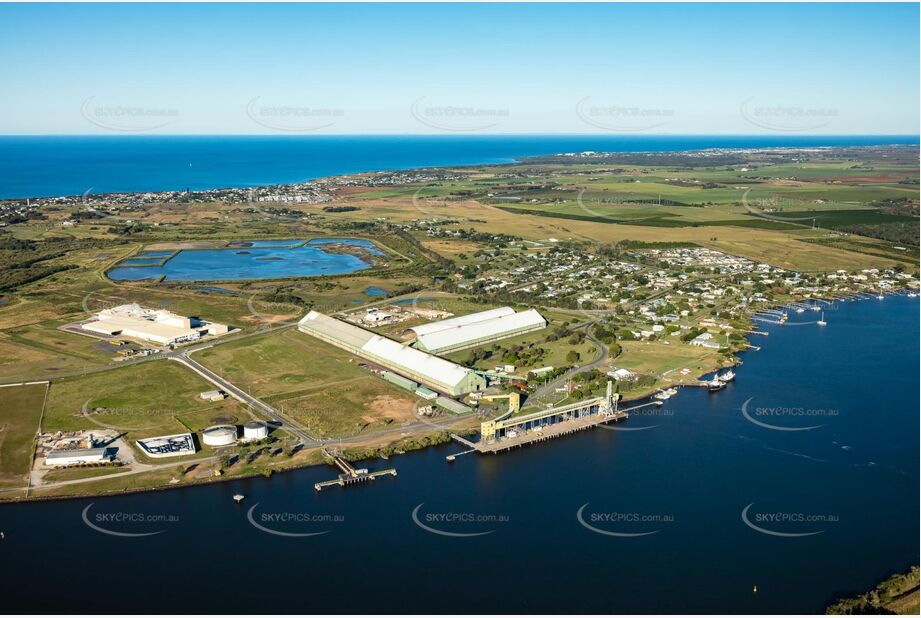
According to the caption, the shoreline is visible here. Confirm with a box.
[2,138,918,202]
[5,293,912,505]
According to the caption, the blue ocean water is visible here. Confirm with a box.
[0,135,917,199]
[107,238,381,282]
[0,296,917,613]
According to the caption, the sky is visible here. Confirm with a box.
[0,2,918,135]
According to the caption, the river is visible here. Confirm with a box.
[0,295,917,614]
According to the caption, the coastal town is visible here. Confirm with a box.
[0,144,917,505]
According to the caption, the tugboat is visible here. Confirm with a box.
[707,378,726,393]
[718,369,736,383]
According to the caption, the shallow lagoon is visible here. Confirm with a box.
[107,238,383,282]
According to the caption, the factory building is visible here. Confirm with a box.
[81,303,230,346]
[45,448,113,467]
[410,307,547,355]
[298,311,486,396]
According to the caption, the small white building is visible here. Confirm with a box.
[200,390,227,402]
[607,368,635,381]
[45,448,112,467]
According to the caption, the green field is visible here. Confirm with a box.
[196,328,423,438]
[0,382,47,487]
[42,361,242,438]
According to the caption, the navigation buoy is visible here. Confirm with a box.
[753,585,758,594]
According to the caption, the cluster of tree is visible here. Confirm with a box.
[322,205,360,212]
[681,326,707,342]
[840,222,918,247]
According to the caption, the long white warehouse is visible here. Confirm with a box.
[298,311,486,396]
[410,307,547,355]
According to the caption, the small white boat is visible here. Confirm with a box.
[718,369,736,383]
[654,387,678,401]
[795,307,805,314]
[810,304,821,312]
[233,494,245,503]
[707,378,725,392]
[908,292,918,298]
[817,312,827,327]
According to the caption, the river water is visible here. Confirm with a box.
[1,296,917,613]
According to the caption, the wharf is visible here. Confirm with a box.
[315,451,397,491]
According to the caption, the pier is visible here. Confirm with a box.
[314,450,397,491]
[446,381,653,458]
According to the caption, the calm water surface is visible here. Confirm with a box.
[107,238,382,282]
[1,296,917,614]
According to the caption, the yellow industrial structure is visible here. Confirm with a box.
[479,381,619,442]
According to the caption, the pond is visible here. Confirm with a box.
[107,238,383,282]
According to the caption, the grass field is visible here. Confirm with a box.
[42,361,243,438]
[0,382,47,487]
[196,328,421,438]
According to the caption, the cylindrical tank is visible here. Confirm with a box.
[202,425,237,446]
[242,421,268,441]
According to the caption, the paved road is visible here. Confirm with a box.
[173,352,320,447]
[525,320,610,409]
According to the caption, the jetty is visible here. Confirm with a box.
[446,381,655,458]
[315,450,397,491]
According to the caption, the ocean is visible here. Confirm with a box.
[0,134,918,199]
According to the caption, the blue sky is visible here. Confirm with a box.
[0,3,918,135]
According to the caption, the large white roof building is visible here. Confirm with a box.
[410,307,547,355]
[81,303,229,346]
[298,311,486,396]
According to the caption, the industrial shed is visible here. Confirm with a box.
[298,311,486,396]
[411,308,547,355]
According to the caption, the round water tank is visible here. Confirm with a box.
[243,421,268,441]
[202,425,237,446]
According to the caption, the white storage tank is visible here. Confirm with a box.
[242,421,269,441]
[202,425,237,447]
